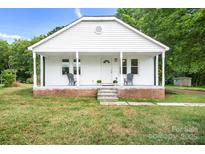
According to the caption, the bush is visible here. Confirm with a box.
[1,69,16,87]
[26,77,33,84]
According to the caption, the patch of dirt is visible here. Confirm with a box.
[108,122,134,136]
[87,108,98,117]
[166,88,205,96]
[122,108,136,116]
[76,108,98,117]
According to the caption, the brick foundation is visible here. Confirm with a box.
[33,88,165,99]
[33,89,97,97]
[118,88,165,99]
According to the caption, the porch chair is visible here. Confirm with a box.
[67,73,76,86]
[124,73,134,86]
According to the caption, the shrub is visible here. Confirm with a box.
[96,80,102,84]
[113,80,118,84]
[1,69,16,87]
[26,77,33,84]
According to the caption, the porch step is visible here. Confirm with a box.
[102,84,114,86]
[98,96,118,102]
[98,89,117,93]
[97,88,118,102]
[98,92,117,97]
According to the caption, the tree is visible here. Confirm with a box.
[0,40,10,73]
[7,25,66,82]
[9,39,32,82]
[0,25,65,83]
[47,26,65,36]
[116,8,205,85]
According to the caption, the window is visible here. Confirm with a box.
[122,59,127,74]
[73,59,81,75]
[131,59,138,74]
[62,59,69,75]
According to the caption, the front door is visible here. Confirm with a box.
[101,58,112,84]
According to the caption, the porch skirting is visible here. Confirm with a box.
[118,88,165,99]
[33,89,97,97]
[33,86,165,99]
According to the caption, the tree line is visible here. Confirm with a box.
[0,26,64,84]
[0,9,205,86]
[116,8,205,86]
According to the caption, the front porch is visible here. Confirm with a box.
[32,51,165,99]
[32,51,165,87]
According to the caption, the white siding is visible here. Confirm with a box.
[34,21,164,52]
[44,54,154,86]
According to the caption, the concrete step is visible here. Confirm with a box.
[98,93,117,97]
[98,96,118,102]
[101,84,114,86]
[98,91,117,95]
[98,89,117,93]
[97,88,118,102]
[98,92,117,95]
[99,99,118,102]
[98,95,118,101]
[99,87,117,90]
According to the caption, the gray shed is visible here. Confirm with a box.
[174,77,192,86]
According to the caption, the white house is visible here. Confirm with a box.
[28,16,169,99]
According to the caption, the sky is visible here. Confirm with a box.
[0,8,117,43]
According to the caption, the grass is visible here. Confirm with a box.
[120,90,205,103]
[119,97,159,103]
[0,84,205,144]
[166,85,205,91]
[164,92,205,103]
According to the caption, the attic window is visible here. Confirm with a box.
[95,26,102,34]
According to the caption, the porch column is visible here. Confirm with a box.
[120,51,123,86]
[76,51,79,86]
[33,52,37,87]
[155,55,159,86]
[162,52,165,87]
[40,55,43,87]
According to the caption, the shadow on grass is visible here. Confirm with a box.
[165,89,178,95]
[15,88,33,97]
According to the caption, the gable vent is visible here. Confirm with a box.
[95,26,102,34]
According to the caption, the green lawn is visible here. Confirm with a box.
[0,84,205,144]
[164,92,205,103]
[166,85,205,91]
[120,90,205,103]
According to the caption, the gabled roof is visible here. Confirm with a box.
[28,16,169,51]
